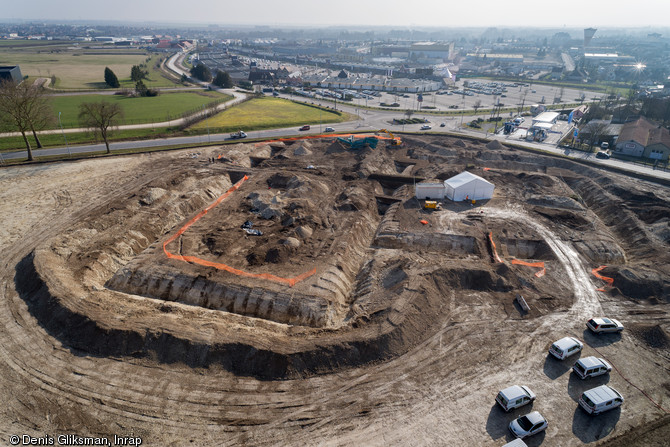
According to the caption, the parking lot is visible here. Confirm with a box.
[326,78,600,115]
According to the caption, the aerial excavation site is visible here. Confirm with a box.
[0,134,668,446]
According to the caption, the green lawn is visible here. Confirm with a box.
[0,44,180,89]
[0,127,184,152]
[192,97,353,132]
[48,91,232,128]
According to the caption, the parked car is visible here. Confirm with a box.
[440,122,446,127]
[587,317,624,334]
[573,356,612,379]
[595,151,611,159]
[496,385,536,412]
[579,385,623,415]
[509,411,548,439]
[299,125,311,131]
[420,125,431,130]
[601,142,609,149]
[549,336,583,360]
[324,127,335,132]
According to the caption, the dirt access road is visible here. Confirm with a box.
[0,136,668,446]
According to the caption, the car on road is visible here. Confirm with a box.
[509,411,548,438]
[573,356,612,379]
[420,125,431,130]
[229,131,247,139]
[496,385,536,412]
[324,127,335,132]
[579,385,623,415]
[299,125,311,131]
[587,317,624,333]
[440,123,446,127]
[595,151,611,159]
[549,336,583,360]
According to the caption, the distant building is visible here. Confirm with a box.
[615,117,670,161]
[0,66,23,84]
[410,42,454,61]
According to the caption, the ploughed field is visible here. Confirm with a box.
[0,134,668,446]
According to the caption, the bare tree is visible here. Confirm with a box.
[582,120,611,152]
[473,99,482,115]
[78,102,124,154]
[0,79,54,160]
[404,109,414,120]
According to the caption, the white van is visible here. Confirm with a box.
[495,385,536,412]
[549,337,583,360]
[579,385,623,415]
[572,356,612,379]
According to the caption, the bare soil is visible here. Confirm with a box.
[0,135,668,446]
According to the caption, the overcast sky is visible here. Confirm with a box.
[2,0,670,28]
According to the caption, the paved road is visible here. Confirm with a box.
[2,53,668,182]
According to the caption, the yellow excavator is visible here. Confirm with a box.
[376,129,401,145]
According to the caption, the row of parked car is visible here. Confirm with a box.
[499,317,624,446]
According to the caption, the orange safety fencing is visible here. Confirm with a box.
[591,265,614,292]
[488,232,503,264]
[162,175,317,287]
[511,259,546,278]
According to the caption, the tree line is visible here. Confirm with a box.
[0,78,123,160]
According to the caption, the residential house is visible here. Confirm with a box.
[615,117,670,161]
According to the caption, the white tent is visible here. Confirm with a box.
[444,171,495,201]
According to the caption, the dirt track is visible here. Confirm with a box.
[0,136,668,446]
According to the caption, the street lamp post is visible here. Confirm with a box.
[58,112,71,157]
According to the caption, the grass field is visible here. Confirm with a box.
[0,43,179,89]
[47,91,232,128]
[0,127,176,152]
[192,97,353,132]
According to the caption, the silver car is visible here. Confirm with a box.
[587,317,624,334]
[509,411,548,438]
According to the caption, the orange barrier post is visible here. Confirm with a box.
[511,259,546,278]
[591,266,614,291]
[162,175,317,287]
[488,232,503,264]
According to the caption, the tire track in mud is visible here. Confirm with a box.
[483,205,603,324]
